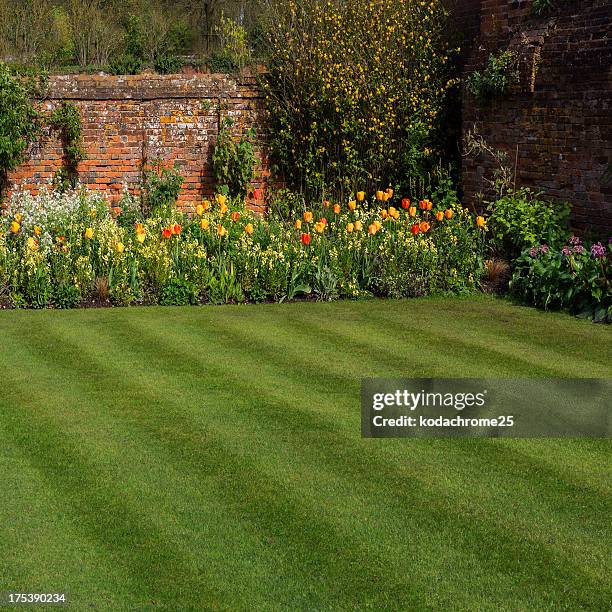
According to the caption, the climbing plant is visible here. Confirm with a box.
[49,101,86,189]
[467,50,519,104]
[212,117,256,200]
[0,62,42,195]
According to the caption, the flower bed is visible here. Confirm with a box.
[511,235,611,323]
[0,188,486,308]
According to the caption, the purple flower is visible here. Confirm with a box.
[590,242,606,259]
[529,247,538,258]
[569,235,581,246]
[572,244,585,255]
[539,244,549,254]
[561,246,572,257]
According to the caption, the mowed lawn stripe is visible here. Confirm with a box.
[0,297,610,610]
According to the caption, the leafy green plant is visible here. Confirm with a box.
[0,62,41,193]
[489,188,570,259]
[467,51,519,103]
[511,238,610,322]
[49,101,86,188]
[159,277,199,306]
[212,118,256,201]
[53,282,81,309]
[213,14,251,73]
[154,55,184,75]
[533,0,555,16]
[142,165,184,218]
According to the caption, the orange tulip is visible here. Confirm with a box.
[354,220,363,231]
[245,223,254,235]
[323,200,331,208]
[303,211,313,223]
[348,200,357,211]
[314,221,326,233]
[346,222,354,233]
[368,223,378,235]
[34,226,42,236]
[202,200,211,211]
[376,190,384,201]
[10,221,20,234]
[476,216,486,227]
[445,209,454,220]
[231,211,241,223]
[409,206,417,217]
[356,191,365,201]
[419,221,430,233]
[436,211,444,222]
[162,228,172,239]
[294,219,302,230]
[401,198,410,209]
[217,224,227,237]
[381,209,388,219]
[333,204,341,214]
[171,223,181,235]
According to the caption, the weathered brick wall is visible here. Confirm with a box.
[461,0,612,235]
[7,73,270,214]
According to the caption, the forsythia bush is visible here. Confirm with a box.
[262,0,456,199]
[0,187,486,308]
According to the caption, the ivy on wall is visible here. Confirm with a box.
[48,101,86,189]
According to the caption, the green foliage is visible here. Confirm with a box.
[53,281,81,309]
[511,238,610,322]
[154,55,184,75]
[533,0,555,16]
[488,188,570,259]
[213,14,251,73]
[212,118,256,200]
[467,51,519,103]
[49,102,86,188]
[143,165,184,218]
[262,0,455,200]
[207,52,239,74]
[0,62,41,189]
[109,53,143,76]
[159,277,199,306]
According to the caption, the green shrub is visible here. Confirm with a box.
[142,165,184,218]
[0,63,41,190]
[212,118,256,200]
[109,53,143,76]
[467,51,519,103]
[159,277,199,306]
[511,237,610,322]
[53,282,82,309]
[488,188,570,259]
[154,55,184,75]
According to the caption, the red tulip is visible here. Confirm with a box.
[401,198,410,209]
[411,224,420,235]
[301,232,311,245]
[162,228,172,239]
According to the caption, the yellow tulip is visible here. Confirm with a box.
[217,224,227,237]
[346,222,354,233]
[34,226,42,236]
[381,209,388,219]
[476,216,486,227]
[348,200,357,211]
[116,242,125,254]
[219,203,228,215]
[200,219,210,230]
[196,204,205,216]
[26,236,38,250]
[386,188,394,198]
[374,220,382,231]
[376,190,384,201]
[136,231,146,243]
[314,221,325,233]
[295,219,302,230]
[356,191,365,201]
[10,221,20,234]
[84,227,94,240]
[354,220,363,231]
[202,200,211,211]
[245,223,254,235]
[14,213,22,223]
[409,206,417,217]
[215,194,227,207]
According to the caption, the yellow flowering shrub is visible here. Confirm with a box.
[263,0,456,199]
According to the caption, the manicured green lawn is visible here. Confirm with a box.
[0,296,610,611]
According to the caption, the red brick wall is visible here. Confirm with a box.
[7,73,270,214]
[461,0,612,235]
